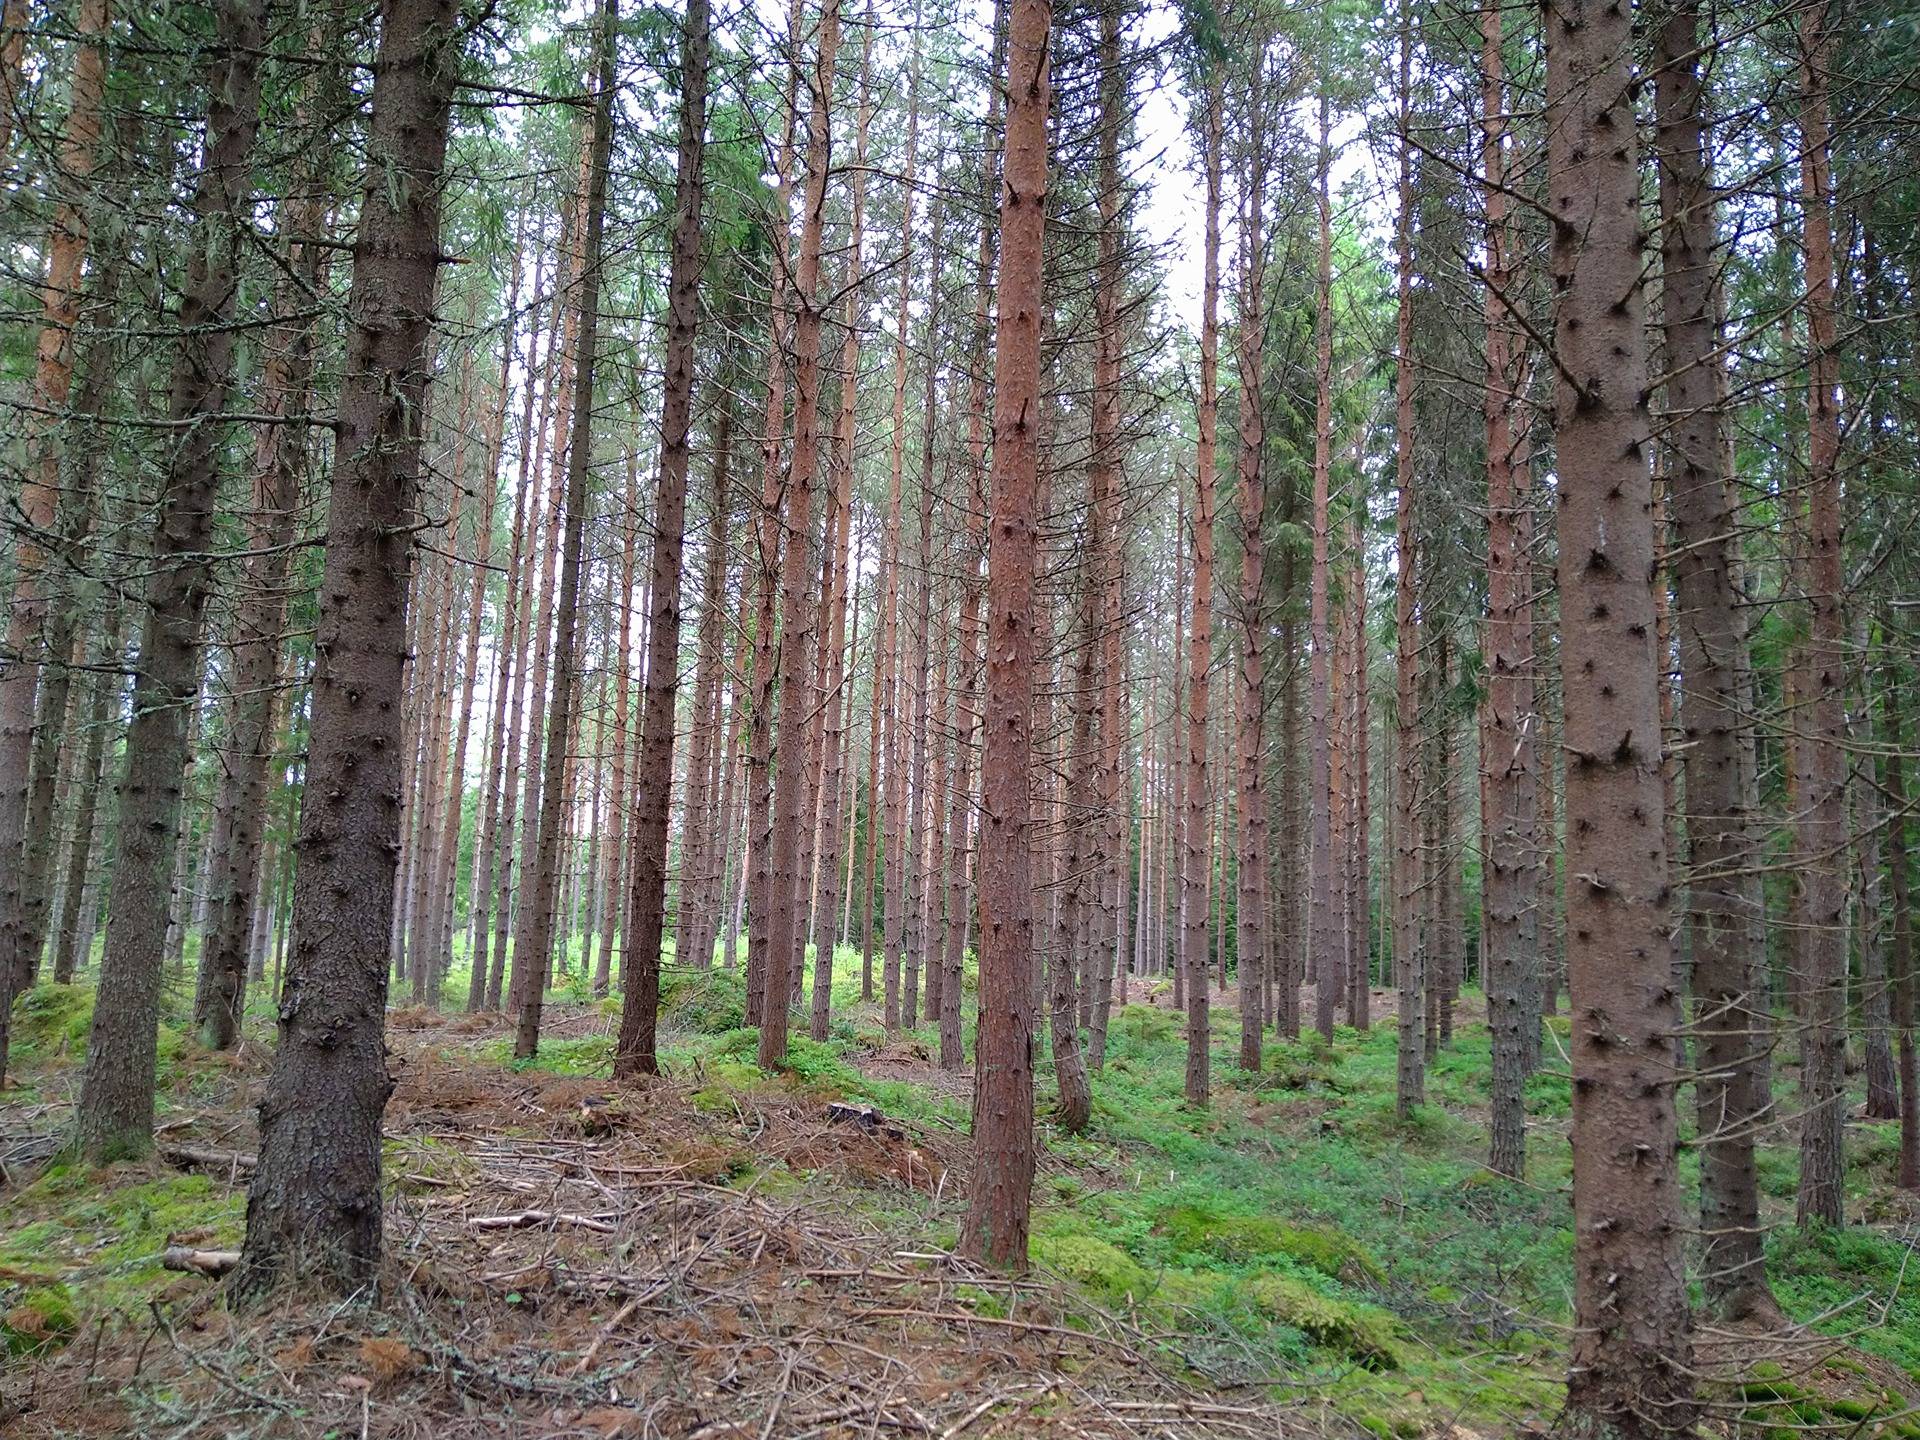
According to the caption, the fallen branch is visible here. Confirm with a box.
[161,1144,257,1174]
[160,1246,241,1278]
[467,1209,618,1234]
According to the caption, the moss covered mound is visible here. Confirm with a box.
[1157,1203,1382,1282]
[1243,1274,1404,1371]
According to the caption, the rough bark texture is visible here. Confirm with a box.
[1654,0,1773,1314]
[77,0,269,1159]
[239,0,463,1295]
[1546,0,1697,1424]
[1794,0,1848,1232]
[958,0,1046,1270]
[1480,0,1535,1180]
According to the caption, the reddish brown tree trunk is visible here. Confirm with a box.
[958,0,1048,1269]
[0,0,111,1082]
[758,0,840,1070]
[513,0,615,1060]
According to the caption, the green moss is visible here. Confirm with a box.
[1242,1274,1403,1370]
[1157,1204,1381,1280]
[9,981,95,1060]
[3,1284,79,1356]
[1032,1233,1155,1305]
[0,1170,243,1318]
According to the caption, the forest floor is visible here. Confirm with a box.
[2,950,1919,1438]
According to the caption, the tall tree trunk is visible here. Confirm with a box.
[470,242,549,1008]
[77,0,269,1159]
[239,0,464,1295]
[809,15,873,1040]
[53,598,128,984]
[1182,67,1222,1109]
[1653,0,1772,1314]
[196,112,338,1047]
[1308,88,1339,1044]
[1885,677,1918,1192]
[1391,4,1423,1117]
[0,0,111,1082]
[1233,60,1270,1075]
[758,0,839,1071]
[1546,0,1696,1420]
[515,0,616,1062]
[958,0,1047,1269]
[1481,0,1536,1178]
[1794,0,1847,1232]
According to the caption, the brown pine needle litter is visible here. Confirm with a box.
[1,1006,1312,1439]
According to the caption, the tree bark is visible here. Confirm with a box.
[1546,0,1696,1420]
[1392,5,1423,1118]
[758,0,840,1071]
[958,0,1047,1269]
[239,0,464,1295]
[1182,68,1222,1110]
[0,0,111,1083]
[1480,0,1536,1179]
[1653,0,1772,1313]
[77,0,269,1158]
[1793,0,1848,1232]
[516,0,617,1062]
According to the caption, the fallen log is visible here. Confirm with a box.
[160,1144,258,1174]
[161,1246,241,1278]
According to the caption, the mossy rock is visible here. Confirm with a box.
[1243,1274,1404,1370]
[1156,1204,1382,1282]
[1033,1234,1154,1306]
[3,1284,79,1356]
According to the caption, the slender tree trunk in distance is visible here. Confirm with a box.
[1794,0,1847,1232]
[1392,5,1424,1118]
[239,0,465,1295]
[1233,55,1270,1074]
[958,0,1047,1269]
[77,0,270,1159]
[1546,0,1697,1419]
[759,0,840,1071]
[196,111,337,1048]
[513,0,615,1061]
[1480,0,1535,1180]
[611,0,710,1066]
[1309,89,1340,1044]
[1885,682,1919,1192]
[1182,68,1223,1110]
